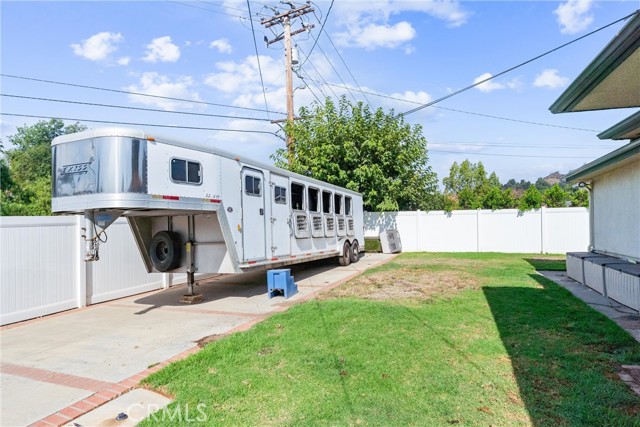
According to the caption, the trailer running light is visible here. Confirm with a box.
[271,257,279,261]
[204,198,222,203]
[162,195,180,200]
[248,261,257,265]
[146,137,156,141]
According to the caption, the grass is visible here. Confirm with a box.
[140,253,640,427]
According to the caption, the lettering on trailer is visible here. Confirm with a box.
[60,162,92,175]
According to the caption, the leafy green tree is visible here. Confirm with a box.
[2,119,86,216]
[272,97,439,211]
[444,159,504,209]
[543,184,569,208]
[519,185,543,211]
[570,188,589,208]
[534,177,551,192]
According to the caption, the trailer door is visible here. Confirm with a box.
[241,168,266,261]
[270,174,291,258]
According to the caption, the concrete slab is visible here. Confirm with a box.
[0,373,90,427]
[1,253,395,427]
[538,271,640,343]
[65,389,171,427]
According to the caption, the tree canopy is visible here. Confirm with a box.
[272,97,439,212]
[1,119,86,216]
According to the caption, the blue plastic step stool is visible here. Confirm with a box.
[267,269,298,299]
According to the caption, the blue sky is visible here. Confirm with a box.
[1,0,637,185]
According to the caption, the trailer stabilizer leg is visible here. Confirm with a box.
[180,240,203,304]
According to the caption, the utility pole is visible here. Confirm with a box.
[261,3,314,165]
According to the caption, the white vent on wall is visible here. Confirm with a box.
[380,229,402,254]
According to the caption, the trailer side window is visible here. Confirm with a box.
[171,158,201,185]
[244,175,261,196]
[334,194,343,215]
[345,196,352,216]
[322,190,332,214]
[308,188,319,212]
[291,182,305,211]
[274,186,287,204]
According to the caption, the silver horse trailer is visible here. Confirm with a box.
[51,127,364,297]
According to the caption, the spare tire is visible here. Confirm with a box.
[149,231,182,272]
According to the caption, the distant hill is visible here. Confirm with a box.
[542,171,565,186]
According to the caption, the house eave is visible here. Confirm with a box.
[549,12,640,114]
[597,110,640,140]
[566,139,640,182]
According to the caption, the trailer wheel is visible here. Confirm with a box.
[350,240,360,263]
[149,231,182,272]
[339,241,351,266]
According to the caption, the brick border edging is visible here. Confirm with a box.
[29,253,397,427]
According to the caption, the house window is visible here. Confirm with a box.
[244,175,262,196]
[334,194,343,215]
[322,190,332,214]
[345,196,352,216]
[171,158,201,185]
[274,186,287,204]
[308,187,320,212]
[291,182,305,211]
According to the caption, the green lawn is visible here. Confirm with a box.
[141,253,640,427]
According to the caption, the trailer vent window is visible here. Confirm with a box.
[296,215,308,232]
[171,158,202,185]
[291,183,305,211]
[274,186,287,204]
[313,216,323,232]
[245,175,262,196]
[308,188,319,212]
[345,196,352,216]
[322,190,332,214]
[338,217,345,231]
[326,217,335,231]
[348,218,355,235]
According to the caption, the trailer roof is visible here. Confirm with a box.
[52,127,363,197]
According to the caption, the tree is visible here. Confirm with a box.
[570,188,589,208]
[2,119,86,216]
[443,159,502,209]
[519,185,542,211]
[272,97,439,211]
[543,184,569,208]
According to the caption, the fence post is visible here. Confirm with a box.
[416,210,421,251]
[540,207,546,254]
[476,209,481,252]
[75,215,88,308]
[163,273,173,289]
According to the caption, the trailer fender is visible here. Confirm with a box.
[149,231,182,272]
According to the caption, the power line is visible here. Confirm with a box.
[429,140,615,149]
[1,74,287,115]
[428,148,596,159]
[298,0,334,68]
[166,0,260,21]
[1,113,277,135]
[1,94,272,122]
[321,31,372,108]
[310,35,359,103]
[247,0,271,119]
[401,9,640,116]
[300,77,601,132]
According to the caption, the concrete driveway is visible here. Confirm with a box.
[0,253,393,427]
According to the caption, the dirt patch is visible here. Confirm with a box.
[322,268,481,302]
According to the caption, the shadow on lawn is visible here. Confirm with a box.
[523,257,566,272]
[483,274,640,427]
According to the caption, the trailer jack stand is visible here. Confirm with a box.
[180,271,203,304]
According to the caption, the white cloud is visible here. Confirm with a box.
[473,72,504,93]
[204,55,284,94]
[533,69,570,89]
[71,32,123,61]
[143,36,181,63]
[126,72,201,111]
[210,39,232,54]
[332,1,469,51]
[472,73,521,93]
[117,56,131,66]
[335,21,416,50]
[554,0,594,34]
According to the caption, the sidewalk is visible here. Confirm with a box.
[0,253,395,427]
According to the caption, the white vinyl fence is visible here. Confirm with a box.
[1,208,589,325]
[364,207,589,254]
[0,216,167,326]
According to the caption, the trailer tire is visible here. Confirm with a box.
[339,241,351,266]
[150,231,182,272]
[350,240,360,263]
